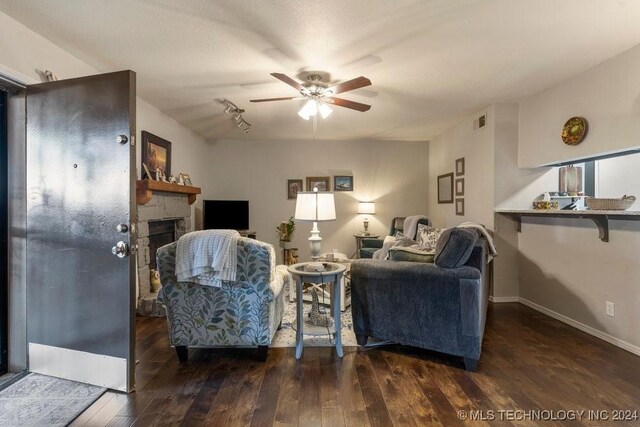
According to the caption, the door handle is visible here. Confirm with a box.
[112,241,130,258]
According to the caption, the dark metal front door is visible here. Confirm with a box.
[26,71,136,391]
[0,91,8,376]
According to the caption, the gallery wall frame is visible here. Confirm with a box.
[334,175,353,191]
[287,179,303,199]
[437,172,454,204]
[455,178,465,196]
[455,157,465,176]
[306,176,331,191]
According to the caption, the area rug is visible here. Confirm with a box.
[0,373,106,427]
[271,298,358,347]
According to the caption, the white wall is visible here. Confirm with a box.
[428,108,494,229]
[204,139,429,262]
[428,104,525,298]
[519,43,640,167]
[513,45,640,351]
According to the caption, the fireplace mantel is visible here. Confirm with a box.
[136,180,201,205]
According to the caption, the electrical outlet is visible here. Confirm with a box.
[606,301,615,317]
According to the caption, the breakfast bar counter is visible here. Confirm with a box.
[495,209,640,242]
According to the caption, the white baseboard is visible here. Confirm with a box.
[489,296,519,303]
[518,298,640,357]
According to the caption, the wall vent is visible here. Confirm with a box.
[473,113,487,130]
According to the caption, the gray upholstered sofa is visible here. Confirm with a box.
[351,237,490,370]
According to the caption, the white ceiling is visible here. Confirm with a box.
[2,0,640,141]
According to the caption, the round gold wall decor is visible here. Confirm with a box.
[561,116,588,146]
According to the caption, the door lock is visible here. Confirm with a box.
[111,241,130,258]
[116,135,128,144]
[116,223,129,233]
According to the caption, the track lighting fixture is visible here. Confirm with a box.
[221,99,251,133]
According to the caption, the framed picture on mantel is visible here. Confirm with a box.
[142,131,172,177]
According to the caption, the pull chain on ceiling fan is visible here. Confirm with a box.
[250,73,372,120]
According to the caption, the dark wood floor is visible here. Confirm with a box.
[71,303,640,426]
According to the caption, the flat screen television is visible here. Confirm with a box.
[203,200,249,231]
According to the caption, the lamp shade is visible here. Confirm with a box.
[295,192,336,222]
[358,201,376,215]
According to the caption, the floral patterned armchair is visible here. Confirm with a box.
[156,237,291,362]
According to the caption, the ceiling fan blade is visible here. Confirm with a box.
[327,97,371,112]
[327,76,372,95]
[270,73,304,91]
[250,96,300,103]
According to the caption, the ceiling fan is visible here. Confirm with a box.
[250,73,372,120]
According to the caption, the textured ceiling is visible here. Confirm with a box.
[2,0,640,141]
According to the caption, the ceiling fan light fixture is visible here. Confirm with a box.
[318,102,333,119]
[298,110,311,120]
[298,99,317,120]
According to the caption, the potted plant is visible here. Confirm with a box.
[277,216,296,242]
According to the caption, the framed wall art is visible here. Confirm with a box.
[455,178,465,196]
[437,173,454,204]
[334,176,353,191]
[455,157,465,176]
[287,179,303,199]
[306,176,331,191]
[455,198,465,216]
[142,131,172,177]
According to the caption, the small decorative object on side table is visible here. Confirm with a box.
[288,262,346,360]
[289,252,351,311]
[354,233,380,259]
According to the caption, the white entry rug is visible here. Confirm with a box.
[0,373,106,426]
[271,298,358,347]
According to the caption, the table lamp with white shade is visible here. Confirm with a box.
[358,201,376,235]
[294,189,336,260]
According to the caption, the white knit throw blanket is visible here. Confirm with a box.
[372,215,429,260]
[176,230,240,287]
[458,222,498,262]
[403,215,429,240]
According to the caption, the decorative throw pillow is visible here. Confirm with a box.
[416,224,446,249]
[434,228,479,268]
[388,246,435,263]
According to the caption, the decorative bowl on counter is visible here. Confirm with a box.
[586,195,636,211]
[533,201,559,210]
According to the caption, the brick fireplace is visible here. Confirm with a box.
[136,181,200,316]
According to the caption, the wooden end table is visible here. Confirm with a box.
[353,233,380,259]
[287,262,346,360]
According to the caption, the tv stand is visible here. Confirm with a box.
[239,230,257,239]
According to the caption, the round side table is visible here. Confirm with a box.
[287,262,346,360]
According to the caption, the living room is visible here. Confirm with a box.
[1,1,640,425]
